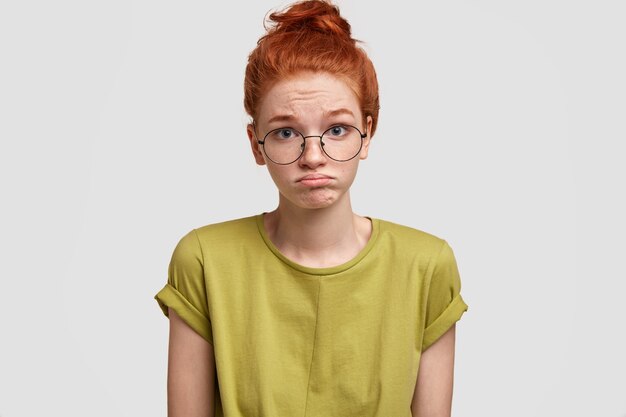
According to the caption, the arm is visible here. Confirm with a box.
[167,307,216,417]
[411,324,456,417]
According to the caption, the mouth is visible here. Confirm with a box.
[298,174,333,187]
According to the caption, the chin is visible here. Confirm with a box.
[284,189,340,210]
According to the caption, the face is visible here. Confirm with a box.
[247,71,373,210]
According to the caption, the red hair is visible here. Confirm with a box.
[244,0,380,136]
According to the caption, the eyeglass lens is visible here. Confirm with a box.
[263,126,363,164]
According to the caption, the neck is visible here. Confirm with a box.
[264,190,370,267]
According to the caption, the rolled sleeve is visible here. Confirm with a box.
[154,229,213,345]
[421,240,468,351]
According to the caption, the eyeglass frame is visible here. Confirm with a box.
[253,121,368,165]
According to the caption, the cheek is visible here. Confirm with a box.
[339,161,360,179]
[266,165,292,186]
[344,162,363,188]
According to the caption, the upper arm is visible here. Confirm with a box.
[411,323,456,417]
[167,307,216,417]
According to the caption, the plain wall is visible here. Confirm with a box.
[1,0,624,416]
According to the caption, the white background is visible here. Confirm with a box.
[1,0,625,416]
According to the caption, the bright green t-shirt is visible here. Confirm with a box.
[154,213,468,417]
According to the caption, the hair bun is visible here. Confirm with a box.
[245,0,380,137]
[267,0,352,40]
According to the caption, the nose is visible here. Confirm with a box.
[298,136,327,168]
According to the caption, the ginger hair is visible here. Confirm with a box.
[244,0,380,136]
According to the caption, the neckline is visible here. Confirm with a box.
[254,212,380,276]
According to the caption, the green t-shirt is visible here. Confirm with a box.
[154,213,468,417]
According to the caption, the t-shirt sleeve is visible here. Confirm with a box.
[421,240,468,352]
[154,229,213,345]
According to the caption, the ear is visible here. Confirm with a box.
[247,123,266,166]
[359,115,373,160]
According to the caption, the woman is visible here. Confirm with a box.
[154,1,469,416]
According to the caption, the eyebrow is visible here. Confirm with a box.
[266,108,355,125]
[324,108,355,118]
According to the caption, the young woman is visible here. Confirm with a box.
[154,1,469,416]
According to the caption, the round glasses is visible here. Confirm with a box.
[256,124,367,165]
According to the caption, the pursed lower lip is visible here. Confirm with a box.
[299,177,333,186]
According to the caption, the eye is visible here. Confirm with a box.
[328,125,348,137]
[271,128,297,140]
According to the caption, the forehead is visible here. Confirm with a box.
[257,72,361,123]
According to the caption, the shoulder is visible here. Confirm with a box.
[173,215,260,260]
[170,215,259,266]
[375,217,448,256]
